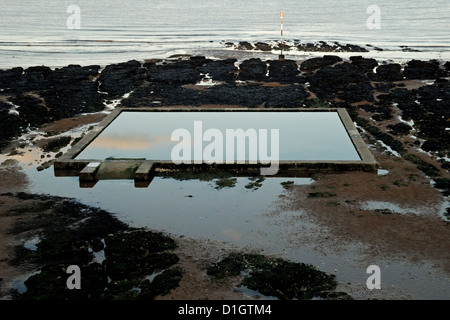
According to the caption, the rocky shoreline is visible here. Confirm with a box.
[1,51,449,300]
[1,53,449,198]
[221,40,434,54]
[223,40,376,53]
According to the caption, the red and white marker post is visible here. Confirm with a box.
[279,12,285,61]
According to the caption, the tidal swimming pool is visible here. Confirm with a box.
[74,109,362,162]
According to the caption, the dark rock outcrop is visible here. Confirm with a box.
[267,59,302,83]
[374,64,404,82]
[308,62,374,102]
[403,59,444,80]
[122,82,309,109]
[300,55,342,72]
[200,58,237,83]
[387,122,413,136]
[377,80,450,156]
[99,60,146,98]
[0,102,26,151]
[350,56,378,74]
[296,42,368,53]
[224,41,370,53]
[147,56,211,84]
[236,41,254,50]
[0,64,104,149]
[254,42,273,52]
[238,58,267,81]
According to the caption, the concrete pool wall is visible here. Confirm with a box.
[53,107,377,186]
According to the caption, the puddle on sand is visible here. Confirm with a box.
[11,270,40,295]
[361,200,450,220]
[24,164,314,247]
[23,236,40,251]
[361,200,425,215]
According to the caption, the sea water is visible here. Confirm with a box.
[1,0,449,68]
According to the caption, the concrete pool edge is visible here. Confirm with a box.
[53,107,378,185]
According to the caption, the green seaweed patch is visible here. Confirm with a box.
[207,253,349,300]
[305,98,329,108]
[280,181,294,190]
[136,267,183,300]
[159,170,239,190]
[307,192,337,198]
[7,193,182,300]
[444,208,450,218]
[71,136,83,146]
[104,230,179,281]
[353,116,406,155]
[402,153,440,177]
[15,230,182,300]
[8,193,129,266]
[245,176,265,190]
[42,136,72,153]
[103,267,183,300]
[30,231,93,265]
[16,263,108,300]
[214,177,237,190]
[325,201,340,207]
[9,193,128,237]
[161,170,233,182]
[433,178,450,197]
[316,291,353,300]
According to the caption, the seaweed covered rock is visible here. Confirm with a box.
[433,178,450,196]
[387,122,413,136]
[296,42,368,53]
[238,58,267,81]
[20,66,53,92]
[236,41,254,50]
[99,60,146,98]
[203,83,308,108]
[350,56,378,74]
[267,59,302,83]
[386,81,450,155]
[42,64,104,119]
[200,58,237,83]
[147,56,211,84]
[103,230,178,281]
[207,253,351,300]
[8,193,129,266]
[308,62,374,102]
[254,42,273,52]
[7,192,183,300]
[0,101,27,151]
[123,81,308,108]
[403,59,444,80]
[0,64,104,133]
[0,67,26,95]
[17,263,107,300]
[42,136,72,153]
[10,94,51,126]
[300,55,342,72]
[374,64,404,81]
